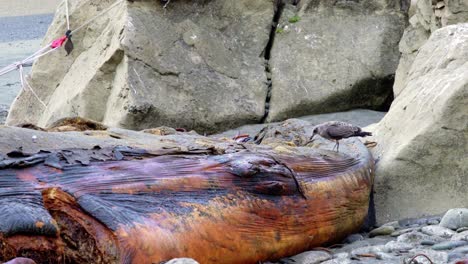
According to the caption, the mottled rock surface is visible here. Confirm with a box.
[370,24,468,224]
[267,0,406,122]
[394,0,468,96]
[7,0,273,134]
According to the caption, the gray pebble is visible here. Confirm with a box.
[344,234,364,244]
[369,226,395,238]
[282,250,332,264]
[351,245,386,256]
[381,221,400,228]
[451,246,468,254]
[391,227,419,237]
[397,231,444,245]
[432,240,468,251]
[407,249,448,264]
[448,252,468,262]
[440,208,468,230]
[421,240,437,246]
[384,241,413,253]
[421,225,456,238]
[452,231,468,241]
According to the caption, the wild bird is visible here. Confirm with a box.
[309,121,372,152]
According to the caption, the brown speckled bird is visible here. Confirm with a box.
[309,121,372,152]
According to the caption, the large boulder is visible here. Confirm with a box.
[6,0,273,134]
[266,0,407,122]
[371,24,468,224]
[394,0,468,96]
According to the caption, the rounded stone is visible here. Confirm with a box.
[421,240,437,246]
[283,250,332,264]
[432,240,468,251]
[440,208,468,230]
[421,225,456,238]
[369,226,395,238]
[452,231,468,241]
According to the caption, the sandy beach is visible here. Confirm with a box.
[0,0,60,123]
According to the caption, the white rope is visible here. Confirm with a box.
[71,0,125,35]
[19,65,47,108]
[0,44,53,76]
[65,0,70,30]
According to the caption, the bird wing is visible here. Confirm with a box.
[326,124,360,139]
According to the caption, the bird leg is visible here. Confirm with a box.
[333,140,340,152]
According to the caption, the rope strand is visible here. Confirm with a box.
[71,0,124,35]
[65,0,70,30]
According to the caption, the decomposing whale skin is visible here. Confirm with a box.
[0,139,373,264]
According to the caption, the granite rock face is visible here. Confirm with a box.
[371,24,468,224]
[394,0,468,96]
[7,0,273,134]
[266,0,407,122]
[6,0,407,133]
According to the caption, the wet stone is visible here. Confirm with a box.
[421,225,456,238]
[369,226,395,238]
[432,240,468,251]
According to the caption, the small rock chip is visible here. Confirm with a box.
[421,225,456,238]
[432,240,468,251]
[283,250,332,264]
[440,208,468,230]
[164,258,199,264]
[369,226,395,238]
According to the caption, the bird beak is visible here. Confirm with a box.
[307,134,316,144]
